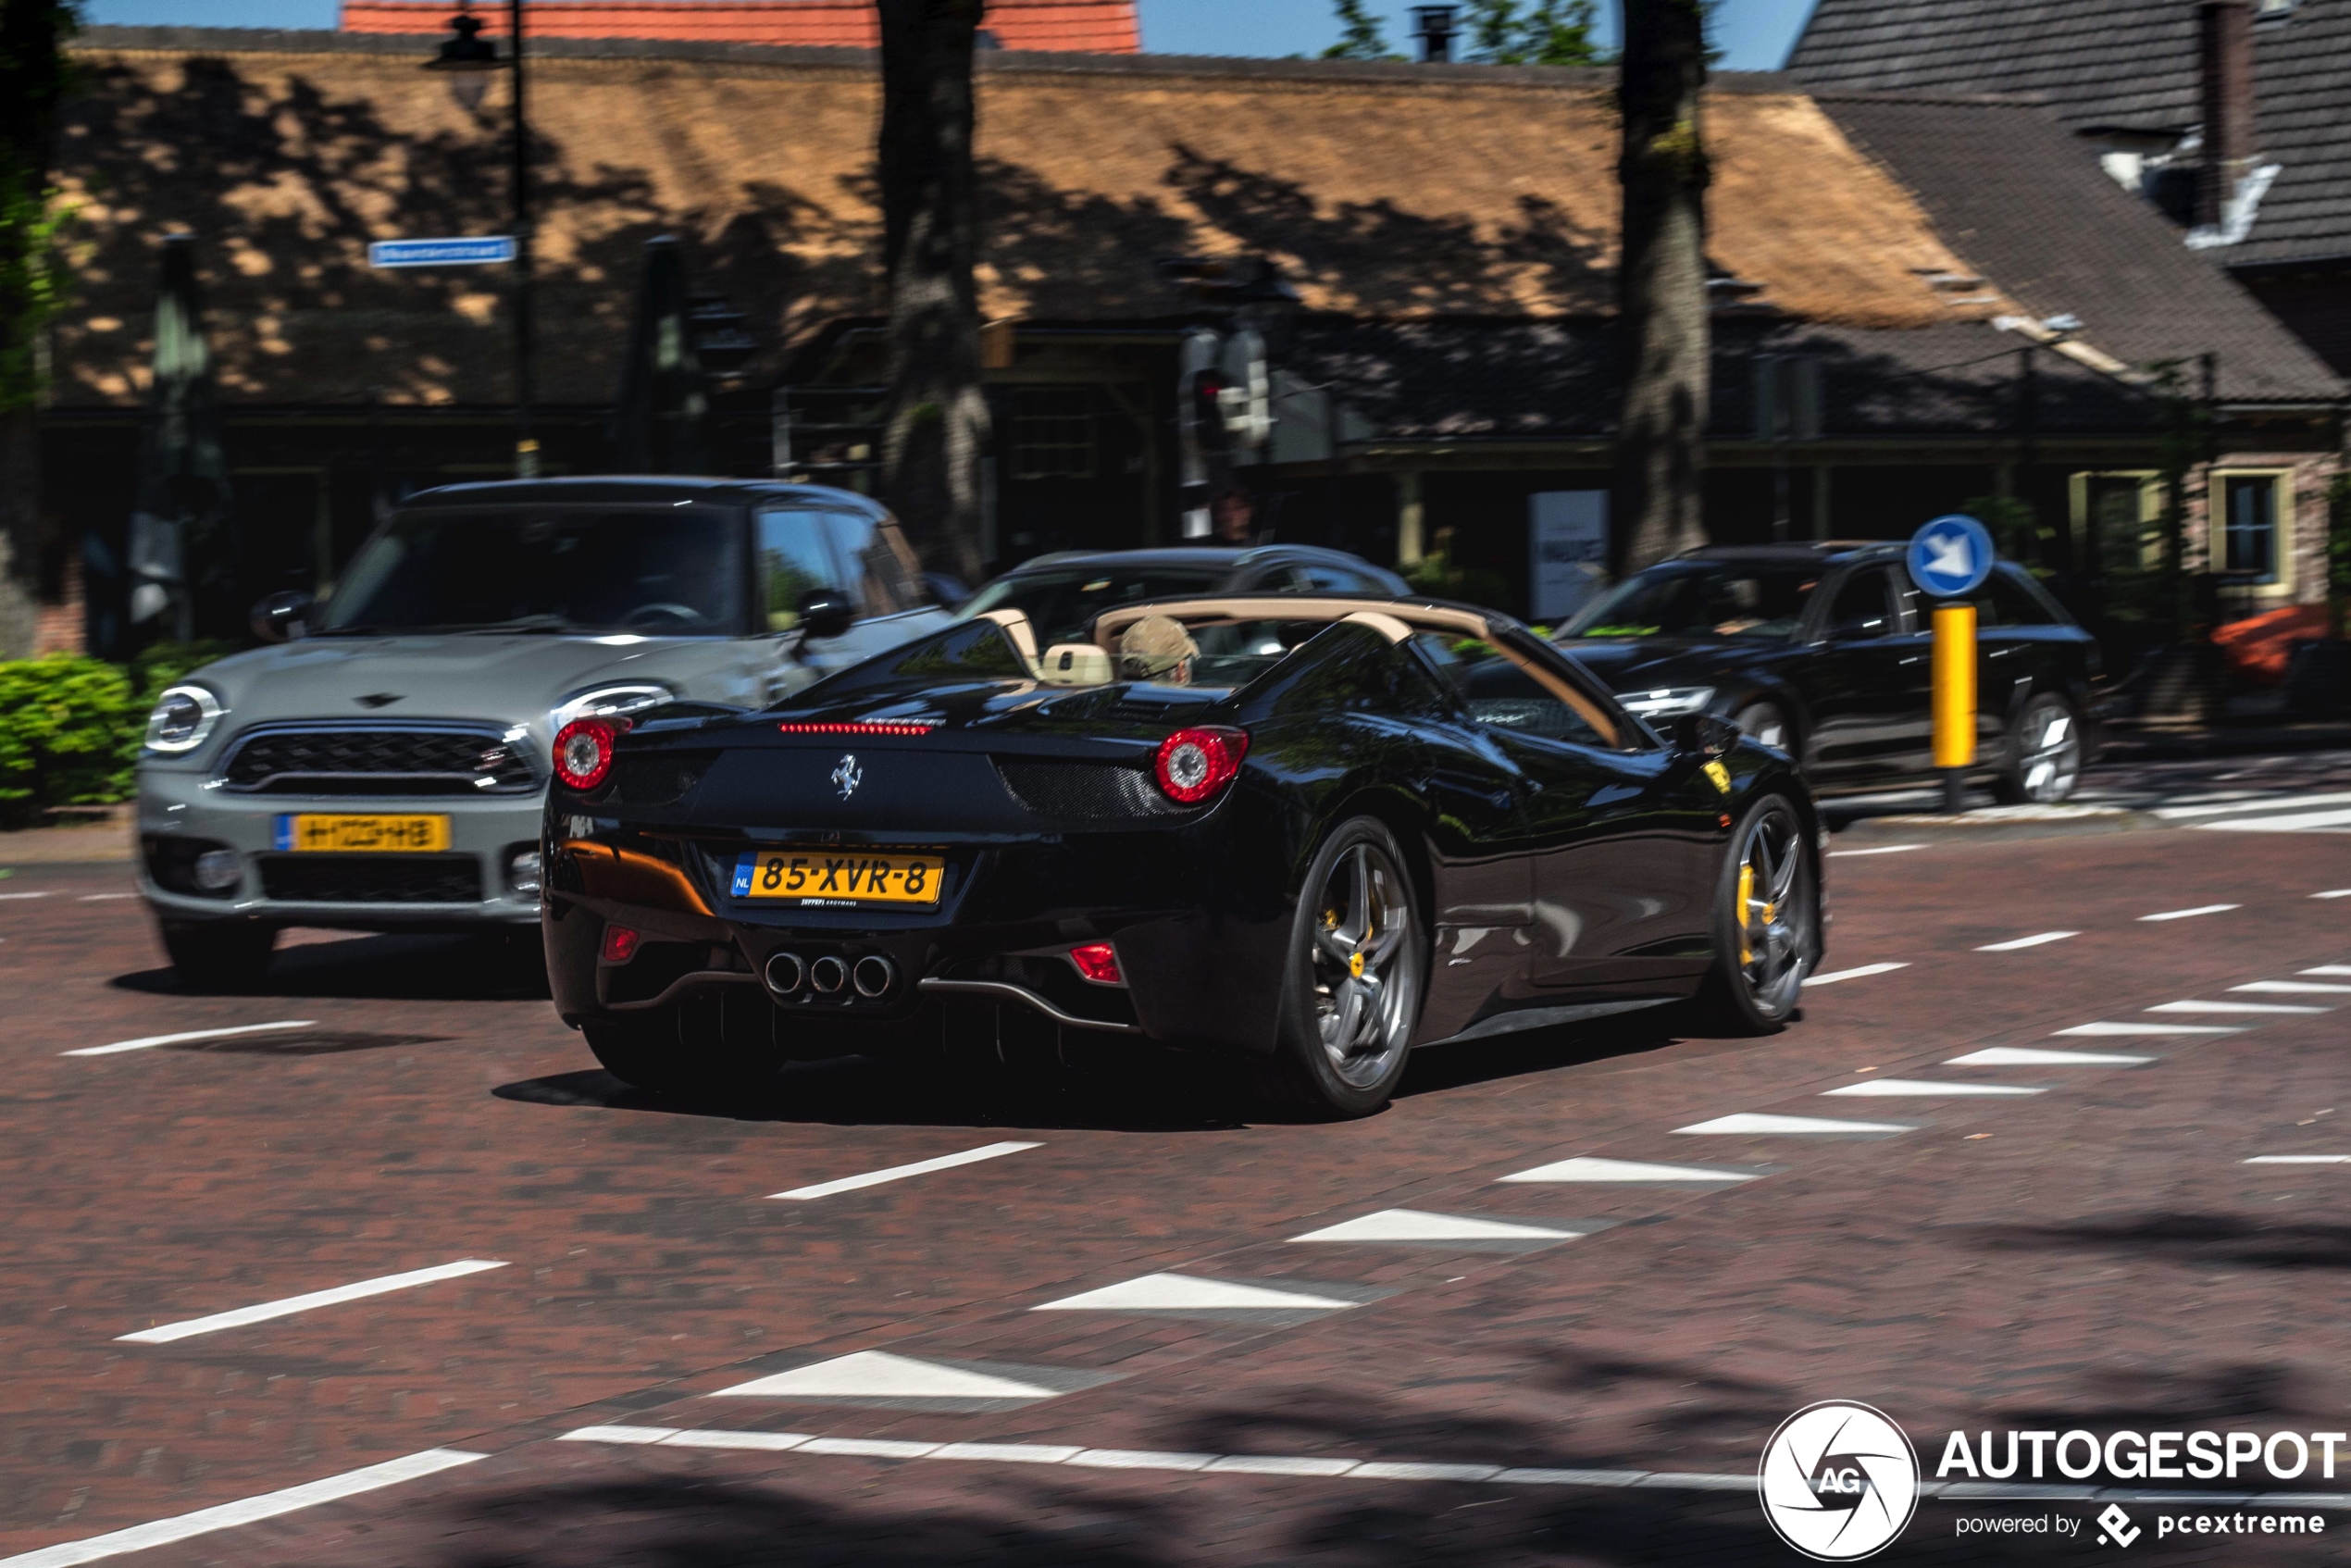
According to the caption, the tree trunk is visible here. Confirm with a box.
[0,0,74,658]
[877,0,989,587]
[1614,0,1711,573]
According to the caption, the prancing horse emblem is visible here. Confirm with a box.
[831,753,863,800]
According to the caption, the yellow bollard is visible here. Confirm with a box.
[1932,602,1977,786]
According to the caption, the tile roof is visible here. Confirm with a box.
[1789,0,2351,267]
[1815,92,2341,402]
[339,0,1140,54]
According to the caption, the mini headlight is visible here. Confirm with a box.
[1617,686,1716,719]
[144,685,225,754]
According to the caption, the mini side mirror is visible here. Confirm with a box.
[1674,713,1738,758]
[795,587,857,641]
[250,590,314,642]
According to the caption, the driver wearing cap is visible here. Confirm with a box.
[1118,615,1198,684]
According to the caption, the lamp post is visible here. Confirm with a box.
[427,4,537,477]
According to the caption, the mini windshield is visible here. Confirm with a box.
[960,566,1226,646]
[317,506,748,635]
[1561,563,1820,641]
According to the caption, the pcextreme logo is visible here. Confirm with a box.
[1759,1400,1921,1561]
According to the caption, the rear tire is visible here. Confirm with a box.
[1254,816,1425,1121]
[1685,794,1818,1036]
[160,921,276,993]
[584,1003,779,1099]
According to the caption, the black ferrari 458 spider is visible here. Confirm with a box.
[541,594,1825,1117]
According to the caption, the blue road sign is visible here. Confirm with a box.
[1907,513,1995,598]
[368,236,516,268]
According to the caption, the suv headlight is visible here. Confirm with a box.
[143,685,225,754]
[1617,686,1716,719]
[552,683,675,731]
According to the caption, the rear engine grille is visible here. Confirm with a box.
[996,760,1183,819]
[220,727,537,795]
[258,854,484,904]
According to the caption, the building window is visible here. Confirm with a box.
[1010,388,1096,480]
[2218,471,2288,587]
[2071,470,2161,574]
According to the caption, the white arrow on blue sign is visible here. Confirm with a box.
[368,236,516,268]
[1906,513,1995,598]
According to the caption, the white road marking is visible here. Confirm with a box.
[1826,843,1924,857]
[2155,790,2351,819]
[2300,966,2351,977]
[2314,890,2351,900]
[115,1260,508,1344]
[2201,808,2351,833]
[0,891,51,901]
[2055,1022,2244,1036]
[77,893,136,902]
[2245,1155,2351,1164]
[1803,963,1909,986]
[1821,1078,2045,1098]
[717,1351,1064,1402]
[1031,1274,1361,1313]
[1974,931,2078,952]
[1498,1155,1760,1184]
[0,1449,484,1567]
[1946,1047,2154,1066]
[1672,1113,1915,1136]
[2147,1000,2329,1014]
[2233,979,2351,994]
[551,1426,2351,1509]
[2138,904,2241,922]
[64,1020,318,1058]
[1289,1210,1583,1244]
[767,1141,1042,1201]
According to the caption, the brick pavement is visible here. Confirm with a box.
[0,834,2344,1564]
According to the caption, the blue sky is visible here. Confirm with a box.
[82,0,1822,73]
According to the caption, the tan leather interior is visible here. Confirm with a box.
[978,607,1040,668]
[1038,641,1114,685]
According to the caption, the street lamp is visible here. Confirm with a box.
[426,4,538,477]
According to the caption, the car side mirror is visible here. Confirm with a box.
[1673,713,1738,758]
[249,590,314,642]
[795,587,857,641]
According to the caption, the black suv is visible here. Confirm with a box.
[957,545,1411,646]
[1554,542,2099,802]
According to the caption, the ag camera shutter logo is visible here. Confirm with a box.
[1759,1400,1920,1561]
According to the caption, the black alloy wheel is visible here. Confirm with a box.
[1993,693,2083,805]
[1259,816,1425,1119]
[1688,794,1817,1034]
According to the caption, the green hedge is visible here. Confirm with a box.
[0,641,242,828]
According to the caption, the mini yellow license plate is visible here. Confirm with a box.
[730,849,945,906]
[272,814,452,852]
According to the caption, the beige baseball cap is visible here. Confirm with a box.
[1118,615,1199,681]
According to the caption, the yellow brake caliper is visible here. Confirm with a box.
[1736,857,1756,966]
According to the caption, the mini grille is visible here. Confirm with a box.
[259,854,484,903]
[996,761,1183,819]
[221,728,536,795]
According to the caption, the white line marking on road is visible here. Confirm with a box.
[2300,966,2351,977]
[1672,1113,1915,1136]
[2139,904,2241,922]
[1499,1155,1761,1184]
[1946,1047,2154,1066]
[2055,1022,2244,1036]
[76,893,136,902]
[2148,1000,2329,1014]
[63,1020,318,1058]
[2233,979,2351,994]
[2245,1155,2351,1164]
[1289,1210,1584,1244]
[549,1426,2351,1509]
[1974,931,2078,952]
[0,1449,484,1568]
[717,1351,1064,1403]
[2201,808,2351,833]
[767,1141,1042,1201]
[1804,963,1909,986]
[1826,843,1924,857]
[1821,1078,2045,1098]
[2155,790,2351,819]
[1031,1274,1361,1313]
[0,891,51,901]
[2314,890,2351,900]
[115,1260,508,1344]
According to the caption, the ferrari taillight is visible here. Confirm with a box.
[601,925,640,964]
[553,717,618,791]
[1151,726,1249,804]
[1068,941,1124,985]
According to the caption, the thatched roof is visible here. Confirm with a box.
[53,30,2010,410]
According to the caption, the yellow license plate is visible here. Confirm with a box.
[273,814,452,852]
[731,849,945,906]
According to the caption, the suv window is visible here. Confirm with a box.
[828,510,928,617]
[1980,568,2057,628]
[1822,567,1897,639]
[1298,562,1379,592]
[755,510,844,632]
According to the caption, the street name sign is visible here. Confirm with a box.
[368,236,516,268]
[1906,513,1994,599]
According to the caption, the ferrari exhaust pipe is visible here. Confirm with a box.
[852,954,897,999]
[809,954,849,995]
[764,951,806,996]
